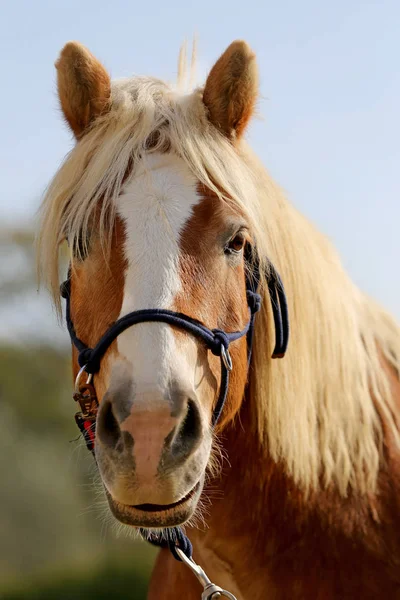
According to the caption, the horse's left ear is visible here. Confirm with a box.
[203,40,258,140]
[55,41,111,138]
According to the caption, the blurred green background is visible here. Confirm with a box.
[0,230,156,599]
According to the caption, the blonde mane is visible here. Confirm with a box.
[38,71,400,496]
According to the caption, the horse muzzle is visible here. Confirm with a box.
[94,371,211,527]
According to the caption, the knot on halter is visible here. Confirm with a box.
[141,527,193,561]
[246,290,262,314]
[170,528,193,561]
[78,348,99,373]
[210,329,230,356]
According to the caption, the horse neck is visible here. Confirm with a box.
[196,355,400,585]
[200,391,296,555]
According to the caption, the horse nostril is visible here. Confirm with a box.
[181,399,201,439]
[97,398,121,449]
[171,398,202,459]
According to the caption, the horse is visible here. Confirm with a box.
[37,39,400,598]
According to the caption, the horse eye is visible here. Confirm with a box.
[226,233,246,254]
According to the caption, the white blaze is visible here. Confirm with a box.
[115,152,200,395]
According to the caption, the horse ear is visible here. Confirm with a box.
[203,40,258,140]
[55,42,111,138]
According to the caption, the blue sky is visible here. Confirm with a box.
[1,0,399,327]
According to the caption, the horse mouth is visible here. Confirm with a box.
[106,481,202,528]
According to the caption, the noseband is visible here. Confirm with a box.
[60,246,289,587]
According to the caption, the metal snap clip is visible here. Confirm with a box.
[175,548,237,600]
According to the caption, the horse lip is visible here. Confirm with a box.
[131,482,200,512]
[105,481,202,527]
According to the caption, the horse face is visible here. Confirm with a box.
[54,40,258,528]
[69,151,251,527]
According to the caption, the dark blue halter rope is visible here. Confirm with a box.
[61,282,261,427]
[61,249,289,562]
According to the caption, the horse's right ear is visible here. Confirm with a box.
[55,42,111,138]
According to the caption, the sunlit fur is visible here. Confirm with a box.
[38,57,400,498]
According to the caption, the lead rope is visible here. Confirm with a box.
[64,251,289,599]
